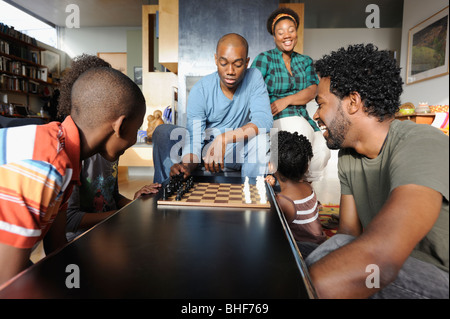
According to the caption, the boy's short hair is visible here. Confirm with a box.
[271,131,313,182]
[70,67,145,128]
[57,54,111,120]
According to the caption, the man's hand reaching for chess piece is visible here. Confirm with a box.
[170,153,201,179]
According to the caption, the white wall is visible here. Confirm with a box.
[399,0,449,105]
[59,26,141,59]
[303,27,402,117]
[303,28,402,61]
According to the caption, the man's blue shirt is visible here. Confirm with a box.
[183,68,273,160]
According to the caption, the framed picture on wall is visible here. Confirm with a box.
[41,50,60,79]
[406,6,449,85]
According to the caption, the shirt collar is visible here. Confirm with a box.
[273,46,299,58]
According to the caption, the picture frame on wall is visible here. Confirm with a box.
[406,6,449,85]
[41,50,60,79]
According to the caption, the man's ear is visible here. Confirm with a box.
[112,115,127,138]
[214,53,218,67]
[347,92,363,115]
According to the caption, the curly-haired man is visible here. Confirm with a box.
[308,44,448,298]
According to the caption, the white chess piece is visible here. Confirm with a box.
[244,176,251,203]
[256,176,267,204]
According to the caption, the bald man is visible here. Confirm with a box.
[0,67,146,287]
[152,33,273,182]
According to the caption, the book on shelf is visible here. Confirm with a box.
[1,23,57,97]
[0,22,38,46]
[0,56,46,81]
[31,50,40,64]
[39,68,48,82]
[1,24,43,66]
[0,40,10,55]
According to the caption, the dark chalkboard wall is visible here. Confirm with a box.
[177,0,278,125]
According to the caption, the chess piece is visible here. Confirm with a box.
[256,176,267,204]
[244,176,252,204]
[176,188,183,201]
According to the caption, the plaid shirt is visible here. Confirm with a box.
[251,48,320,131]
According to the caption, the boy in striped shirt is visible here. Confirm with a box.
[0,67,146,287]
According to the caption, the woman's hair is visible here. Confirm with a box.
[314,43,403,121]
[266,7,299,35]
[57,54,111,120]
[271,131,313,182]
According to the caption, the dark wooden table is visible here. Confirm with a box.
[0,175,316,299]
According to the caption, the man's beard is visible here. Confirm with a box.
[325,102,351,150]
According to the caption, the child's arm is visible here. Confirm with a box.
[0,243,31,288]
[265,175,276,187]
[43,209,68,256]
[275,194,296,223]
[132,183,161,200]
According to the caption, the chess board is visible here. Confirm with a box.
[157,182,271,208]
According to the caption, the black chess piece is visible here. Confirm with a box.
[176,188,182,201]
[165,184,173,197]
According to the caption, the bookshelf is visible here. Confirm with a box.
[0,23,57,118]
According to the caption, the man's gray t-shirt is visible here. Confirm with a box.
[338,120,449,272]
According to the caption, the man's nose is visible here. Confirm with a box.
[313,109,319,121]
[226,64,235,75]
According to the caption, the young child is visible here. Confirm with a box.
[56,54,160,242]
[266,131,327,250]
[0,64,147,287]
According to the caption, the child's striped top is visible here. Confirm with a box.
[0,116,81,249]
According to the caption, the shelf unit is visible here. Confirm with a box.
[0,25,57,117]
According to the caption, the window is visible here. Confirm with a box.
[0,0,58,48]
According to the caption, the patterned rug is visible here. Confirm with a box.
[319,204,340,238]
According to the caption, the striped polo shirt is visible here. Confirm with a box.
[0,116,81,249]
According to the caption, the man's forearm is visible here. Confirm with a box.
[223,123,259,144]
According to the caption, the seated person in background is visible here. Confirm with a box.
[152,33,273,183]
[307,43,448,299]
[266,131,327,258]
[57,54,160,242]
[0,65,147,287]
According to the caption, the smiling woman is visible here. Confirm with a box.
[0,0,58,48]
[251,7,331,183]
